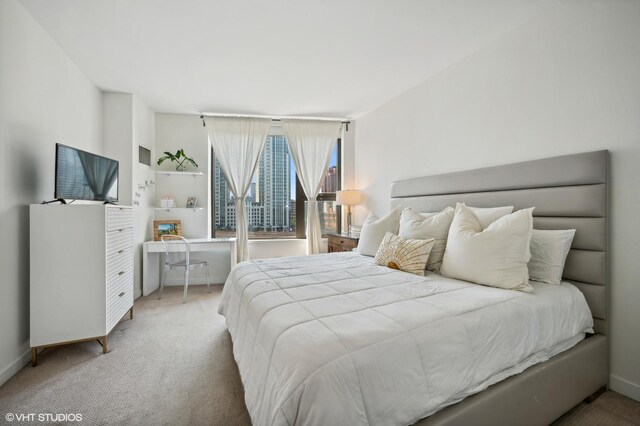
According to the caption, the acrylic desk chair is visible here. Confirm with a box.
[159,235,211,302]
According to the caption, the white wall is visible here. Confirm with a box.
[103,93,156,298]
[132,97,156,298]
[103,93,133,203]
[0,0,103,385]
[353,1,640,401]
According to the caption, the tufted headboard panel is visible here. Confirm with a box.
[390,150,609,334]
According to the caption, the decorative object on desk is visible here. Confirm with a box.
[186,196,197,208]
[349,224,362,238]
[156,149,198,172]
[153,219,182,241]
[160,196,176,208]
[336,189,363,235]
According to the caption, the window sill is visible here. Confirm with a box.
[248,237,328,243]
[250,238,300,243]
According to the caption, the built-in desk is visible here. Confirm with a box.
[142,237,237,296]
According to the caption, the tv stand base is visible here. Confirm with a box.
[41,198,66,205]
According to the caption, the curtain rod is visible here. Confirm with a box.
[199,114,350,131]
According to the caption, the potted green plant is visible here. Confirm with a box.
[157,149,198,171]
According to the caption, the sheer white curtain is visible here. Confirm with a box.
[205,116,271,263]
[282,119,342,255]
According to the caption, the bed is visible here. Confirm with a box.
[219,150,609,426]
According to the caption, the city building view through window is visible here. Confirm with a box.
[214,135,339,239]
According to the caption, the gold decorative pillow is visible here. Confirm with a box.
[374,232,435,276]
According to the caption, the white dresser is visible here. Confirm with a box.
[30,204,134,365]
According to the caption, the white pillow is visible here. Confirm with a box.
[528,229,576,284]
[418,206,512,226]
[357,207,401,256]
[374,232,435,276]
[466,205,514,229]
[441,203,534,292]
[399,207,454,272]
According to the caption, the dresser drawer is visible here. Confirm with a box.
[106,269,133,309]
[106,206,133,231]
[106,228,133,255]
[106,285,133,333]
[106,246,133,285]
[106,266,133,307]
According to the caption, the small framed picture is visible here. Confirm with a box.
[186,196,197,208]
[153,220,182,241]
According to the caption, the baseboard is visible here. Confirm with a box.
[0,350,31,387]
[610,374,640,402]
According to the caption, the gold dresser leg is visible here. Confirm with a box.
[31,348,37,367]
[102,336,108,354]
[130,306,134,320]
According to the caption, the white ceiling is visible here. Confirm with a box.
[20,0,557,118]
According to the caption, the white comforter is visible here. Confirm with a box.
[219,253,593,426]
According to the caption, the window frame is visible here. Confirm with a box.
[212,138,342,240]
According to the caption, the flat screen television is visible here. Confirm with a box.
[55,143,119,202]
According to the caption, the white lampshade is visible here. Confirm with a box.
[336,189,363,206]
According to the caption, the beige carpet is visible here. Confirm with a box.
[1,285,638,426]
[0,285,250,426]
[553,391,640,425]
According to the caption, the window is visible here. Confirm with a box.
[295,141,341,238]
[212,130,341,239]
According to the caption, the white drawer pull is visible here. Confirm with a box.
[118,229,125,232]
[118,292,125,297]
[118,271,125,276]
[118,249,124,254]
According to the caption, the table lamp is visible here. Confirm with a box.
[336,189,363,235]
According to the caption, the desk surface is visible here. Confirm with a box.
[144,237,236,245]
[142,237,237,296]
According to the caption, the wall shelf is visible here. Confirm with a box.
[155,207,204,212]
[155,170,204,177]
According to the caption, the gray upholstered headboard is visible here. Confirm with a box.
[390,150,608,335]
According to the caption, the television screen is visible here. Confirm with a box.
[55,144,119,202]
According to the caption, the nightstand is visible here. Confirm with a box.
[327,233,359,253]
